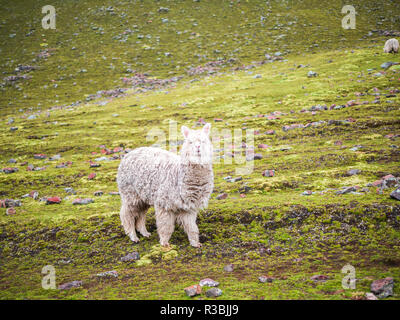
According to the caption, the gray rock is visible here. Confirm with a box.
[336,186,357,195]
[216,193,228,200]
[390,188,400,201]
[258,276,274,283]
[307,71,318,78]
[72,198,94,205]
[96,270,118,278]
[370,277,394,299]
[310,275,329,282]
[347,169,361,176]
[365,292,378,300]
[205,287,222,297]
[199,278,219,287]
[64,187,76,194]
[121,252,140,262]
[58,280,82,290]
[223,264,234,272]
[380,61,399,70]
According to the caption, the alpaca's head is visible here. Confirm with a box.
[180,123,213,165]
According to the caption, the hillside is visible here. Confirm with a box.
[0,0,400,300]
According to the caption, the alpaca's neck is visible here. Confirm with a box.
[180,162,213,184]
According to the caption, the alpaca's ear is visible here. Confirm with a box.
[202,123,211,136]
[181,126,190,138]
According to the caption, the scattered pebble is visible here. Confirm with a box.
[184,284,202,297]
[72,198,94,205]
[216,193,228,200]
[46,197,61,205]
[370,277,394,299]
[199,278,219,287]
[121,252,140,262]
[58,281,82,290]
[205,287,222,298]
[223,264,234,272]
[96,270,118,278]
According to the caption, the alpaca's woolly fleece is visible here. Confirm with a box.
[117,124,214,247]
[383,38,399,53]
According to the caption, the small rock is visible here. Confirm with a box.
[64,187,76,194]
[302,190,313,196]
[246,153,263,161]
[229,177,242,183]
[258,275,274,283]
[381,61,399,70]
[49,154,61,161]
[216,193,228,200]
[34,154,46,159]
[96,270,118,278]
[223,264,234,272]
[90,163,101,168]
[6,208,16,215]
[0,199,21,208]
[58,281,82,290]
[365,292,379,300]
[336,186,357,195]
[347,169,361,176]
[390,188,400,200]
[184,284,202,297]
[29,190,39,200]
[94,191,104,196]
[199,278,220,287]
[2,167,18,174]
[205,287,222,298]
[239,186,251,194]
[307,71,318,78]
[258,144,269,149]
[310,275,329,282]
[72,198,94,205]
[370,277,394,299]
[262,169,275,177]
[46,197,61,204]
[88,173,96,180]
[121,252,140,262]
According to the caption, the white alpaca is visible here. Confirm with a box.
[383,38,399,53]
[117,123,214,248]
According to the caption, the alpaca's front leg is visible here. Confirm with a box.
[156,208,176,247]
[178,212,201,248]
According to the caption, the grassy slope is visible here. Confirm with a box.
[1,0,400,299]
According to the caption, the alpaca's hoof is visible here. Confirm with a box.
[128,232,140,243]
[191,242,202,248]
[140,231,151,238]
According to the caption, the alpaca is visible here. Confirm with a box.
[383,38,399,53]
[117,123,214,248]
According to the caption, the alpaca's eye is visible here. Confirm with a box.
[189,141,193,144]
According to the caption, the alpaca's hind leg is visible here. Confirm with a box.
[120,198,139,243]
[177,212,201,248]
[155,208,176,247]
[135,203,151,238]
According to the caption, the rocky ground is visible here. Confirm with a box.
[1,0,400,300]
